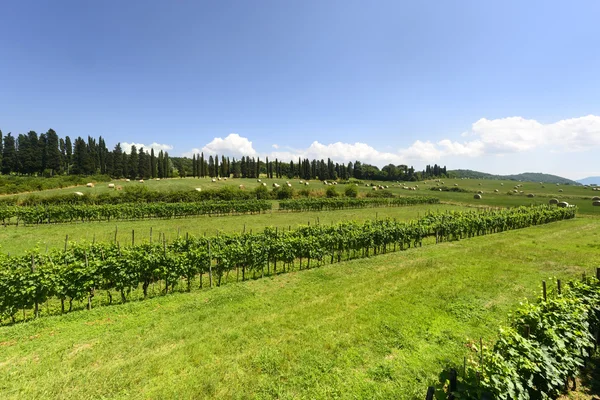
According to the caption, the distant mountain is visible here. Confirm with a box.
[449,170,580,185]
[577,176,600,186]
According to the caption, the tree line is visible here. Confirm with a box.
[0,129,447,181]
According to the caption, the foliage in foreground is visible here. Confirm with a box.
[434,278,600,399]
[0,205,576,324]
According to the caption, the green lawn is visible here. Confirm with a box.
[1,216,598,399]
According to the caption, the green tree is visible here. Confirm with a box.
[71,137,89,175]
[45,129,62,174]
[128,145,138,179]
[1,133,18,174]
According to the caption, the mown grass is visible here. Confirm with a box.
[1,216,599,399]
[4,176,598,214]
[0,203,468,254]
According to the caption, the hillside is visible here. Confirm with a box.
[449,169,579,185]
[577,176,600,186]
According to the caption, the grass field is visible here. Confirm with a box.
[0,216,598,399]
[4,176,599,214]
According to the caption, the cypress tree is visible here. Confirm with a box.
[128,145,138,179]
[1,133,17,174]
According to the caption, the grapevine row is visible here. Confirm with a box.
[0,205,576,323]
[278,196,439,211]
[0,200,272,225]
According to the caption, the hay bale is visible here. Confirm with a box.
[224,177,227,181]
[474,194,482,199]
[195,188,202,192]
[211,178,216,182]
[439,188,442,191]
[372,186,377,190]
[558,189,563,192]
[257,179,261,182]
[305,182,309,186]
[156,178,160,181]
[592,196,600,201]
[593,201,600,207]
[108,183,115,189]
[477,190,483,194]
[454,183,458,186]
[513,190,518,193]
[125,179,130,182]
[74,191,84,196]
[299,181,303,184]
[217,177,221,181]
[238,185,244,190]
[527,193,534,198]
[494,189,499,192]
[549,198,559,205]
[287,183,292,187]
[500,183,504,186]
[139,180,144,183]
[557,201,569,208]
[86,182,94,188]
[262,182,267,186]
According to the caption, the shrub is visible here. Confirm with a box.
[326,186,338,198]
[344,185,358,198]
[253,185,271,200]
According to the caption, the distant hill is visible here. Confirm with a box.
[449,170,580,185]
[577,176,600,186]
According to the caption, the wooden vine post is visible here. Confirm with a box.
[208,239,213,288]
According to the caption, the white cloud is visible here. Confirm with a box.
[468,115,600,153]
[202,133,257,157]
[122,142,173,154]
[176,115,600,175]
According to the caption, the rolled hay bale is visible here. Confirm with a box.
[438,188,442,191]
[108,183,115,189]
[217,177,221,181]
[211,178,216,182]
[454,183,458,186]
[474,194,482,199]
[195,188,202,192]
[287,183,292,187]
[86,182,94,188]
[556,183,560,186]
[224,177,227,181]
[74,191,84,196]
[558,189,563,192]
[139,180,144,183]
[372,186,377,191]
[238,185,244,190]
[557,201,569,208]
[333,182,338,185]
[494,189,499,192]
[385,185,389,189]
[592,196,600,201]
[257,179,261,182]
[500,183,504,186]
[156,178,160,181]
[478,183,482,186]
[299,181,303,184]
[477,190,483,194]
[593,201,600,206]
[305,182,309,186]
[125,179,130,182]
[323,181,328,185]
[365,184,369,187]
[355,183,359,186]
[262,182,267,186]
[513,190,518,193]
[527,193,535,198]
[272,183,277,188]
[549,198,559,205]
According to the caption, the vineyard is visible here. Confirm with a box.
[278,196,439,211]
[0,196,440,225]
[0,205,576,323]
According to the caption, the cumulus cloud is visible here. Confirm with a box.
[467,115,600,153]
[122,142,173,154]
[178,114,600,170]
[202,133,257,157]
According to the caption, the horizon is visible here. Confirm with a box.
[1,1,600,180]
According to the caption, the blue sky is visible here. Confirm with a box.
[1,1,599,179]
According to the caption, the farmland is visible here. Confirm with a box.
[0,177,599,399]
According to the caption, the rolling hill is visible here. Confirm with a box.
[577,176,600,186]
[449,169,580,185]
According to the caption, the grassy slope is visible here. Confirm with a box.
[1,216,599,399]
